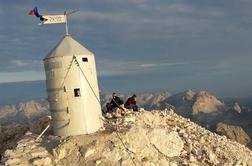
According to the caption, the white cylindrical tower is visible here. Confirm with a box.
[43,35,103,136]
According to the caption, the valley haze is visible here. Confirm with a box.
[1,78,252,107]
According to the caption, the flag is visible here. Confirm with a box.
[28,7,48,22]
[42,15,66,24]
[28,7,66,25]
[28,10,35,16]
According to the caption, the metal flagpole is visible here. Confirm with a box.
[64,11,69,35]
[64,9,79,35]
[34,8,79,35]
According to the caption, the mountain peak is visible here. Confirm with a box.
[192,91,225,115]
[2,108,252,165]
[184,89,195,101]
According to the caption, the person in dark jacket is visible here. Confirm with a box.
[106,93,124,113]
[124,94,138,111]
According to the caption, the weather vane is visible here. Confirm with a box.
[29,7,79,35]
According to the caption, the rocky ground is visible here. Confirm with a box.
[1,108,252,166]
[0,116,51,155]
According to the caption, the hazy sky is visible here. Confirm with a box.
[0,0,252,97]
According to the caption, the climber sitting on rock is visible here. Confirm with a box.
[105,92,124,113]
[124,94,138,111]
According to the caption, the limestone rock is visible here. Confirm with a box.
[30,157,52,166]
[1,108,252,166]
[233,102,242,113]
[216,122,251,145]
[192,91,225,115]
[84,148,95,158]
[147,128,184,157]
[4,158,21,166]
[122,126,158,161]
[0,124,29,154]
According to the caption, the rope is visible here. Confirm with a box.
[74,56,125,111]
[100,118,138,166]
[73,56,136,165]
[60,55,124,111]
[59,55,136,165]
[73,56,101,104]
[59,56,75,89]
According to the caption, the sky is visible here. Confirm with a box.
[0,0,252,97]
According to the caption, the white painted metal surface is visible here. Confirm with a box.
[43,35,103,136]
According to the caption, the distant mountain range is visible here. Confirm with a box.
[0,100,49,126]
[1,80,251,107]
[0,81,46,106]
[0,80,251,148]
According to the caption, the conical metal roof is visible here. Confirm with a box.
[44,35,93,60]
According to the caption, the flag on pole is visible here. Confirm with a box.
[28,7,47,21]
[28,10,35,16]
[41,15,66,24]
[28,7,66,24]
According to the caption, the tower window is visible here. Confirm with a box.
[49,70,55,78]
[74,88,81,97]
[82,57,88,62]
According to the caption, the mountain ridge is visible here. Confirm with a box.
[0,90,251,150]
[1,108,252,165]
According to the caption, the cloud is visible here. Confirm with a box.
[139,62,189,68]
[0,71,45,83]
[138,63,157,68]
[10,60,42,68]
[0,0,252,97]
[0,59,43,72]
[96,59,190,76]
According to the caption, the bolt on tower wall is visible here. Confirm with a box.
[43,35,103,136]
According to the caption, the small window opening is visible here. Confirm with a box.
[74,88,81,97]
[49,70,55,78]
[82,57,88,62]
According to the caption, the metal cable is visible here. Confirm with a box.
[59,56,75,89]
[73,56,136,166]
[73,56,101,104]
[74,56,124,111]
[57,55,135,165]
[100,118,138,166]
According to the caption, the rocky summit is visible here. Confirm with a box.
[1,108,252,166]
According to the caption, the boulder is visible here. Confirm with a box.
[147,128,184,157]
[2,108,252,165]
[216,122,251,145]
